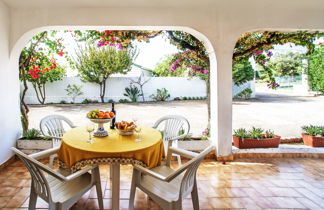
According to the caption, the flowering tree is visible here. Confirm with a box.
[19,31,70,129]
[74,44,135,102]
[25,55,65,104]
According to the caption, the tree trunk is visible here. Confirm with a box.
[140,85,145,102]
[19,57,30,131]
[99,79,107,103]
[33,83,46,104]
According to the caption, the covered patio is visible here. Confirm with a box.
[0,0,324,209]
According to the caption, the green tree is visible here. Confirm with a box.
[267,52,304,77]
[234,31,323,87]
[152,56,187,77]
[74,44,135,102]
[232,58,254,85]
[307,44,324,93]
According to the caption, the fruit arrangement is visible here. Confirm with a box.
[87,110,115,119]
[115,121,136,132]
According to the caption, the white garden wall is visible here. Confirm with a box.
[23,76,255,104]
[23,77,208,104]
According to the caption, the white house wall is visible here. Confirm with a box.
[0,1,21,165]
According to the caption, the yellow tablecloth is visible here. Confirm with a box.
[58,125,164,171]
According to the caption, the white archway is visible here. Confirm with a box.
[7,25,219,160]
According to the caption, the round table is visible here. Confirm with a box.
[58,125,164,210]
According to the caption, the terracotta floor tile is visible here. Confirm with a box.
[267,187,303,197]
[1,158,324,209]
[0,196,11,208]
[266,197,306,208]
[5,187,30,208]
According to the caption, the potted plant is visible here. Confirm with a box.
[17,128,52,154]
[301,125,324,147]
[233,127,281,149]
[177,128,211,151]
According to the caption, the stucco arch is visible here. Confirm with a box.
[8,25,219,158]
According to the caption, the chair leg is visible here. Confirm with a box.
[48,203,56,210]
[128,170,137,210]
[28,187,37,210]
[191,181,199,210]
[176,154,182,166]
[93,167,104,210]
[49,154,57,168]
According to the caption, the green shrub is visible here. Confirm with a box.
[234,88,253,99]
[150,88,170,101]
[123,85,142,102]
[302,125,324,137]
[82,99,90,104]
[233,127,276,139]
[233,128,249,139]
[307,45,324,94]
[22,129,43,140]
[232,58,254,85]
[108,99,115,103]
[119,99,130,103]
[60,100,67,104]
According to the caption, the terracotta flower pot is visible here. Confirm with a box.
[302,133,324,147]
[233,135,281,149]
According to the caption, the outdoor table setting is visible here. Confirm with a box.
[57,109,164,210]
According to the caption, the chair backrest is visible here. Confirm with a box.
[40,115,74,138]
[11,147,53,202]
[153,115,190,142]
[179,145,214,199]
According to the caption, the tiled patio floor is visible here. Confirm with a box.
[1,158,324,210]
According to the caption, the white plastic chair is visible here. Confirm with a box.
[40,115,76,167]
[12,147,104,210]
[128,145,214,210]
[153,115,190,166]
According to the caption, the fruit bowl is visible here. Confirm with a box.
[87,110,115,137]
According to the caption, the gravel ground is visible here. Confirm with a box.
[29,95,324,137]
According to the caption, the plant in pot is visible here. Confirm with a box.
[17,128,52,154]
[301,125,324,147]
[233,127,281,149]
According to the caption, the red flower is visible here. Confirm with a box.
[57,50,64,57]
[28,68,41,79]
[50,62,57,69]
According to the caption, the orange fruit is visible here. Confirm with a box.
[98,112,104,118]
[109,112,115,117]
[103,113,109,118]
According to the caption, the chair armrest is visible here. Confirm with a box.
[29,147,59,160]
[169,147,198,159]
[65,165,97,181]
[134,165,167,182]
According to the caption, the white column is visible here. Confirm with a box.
[209,38,234,157]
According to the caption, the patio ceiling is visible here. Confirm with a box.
[2,0,324,11]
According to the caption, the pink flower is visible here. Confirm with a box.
[117,43,123,50]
